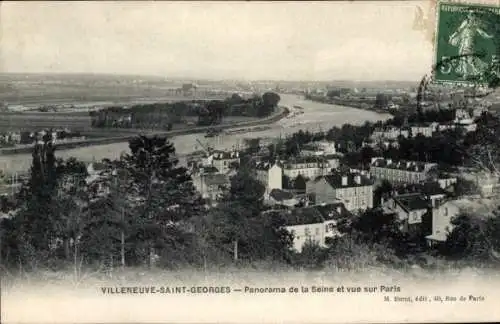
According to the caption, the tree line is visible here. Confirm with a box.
[0,134,292,273]
[89,92,281,129]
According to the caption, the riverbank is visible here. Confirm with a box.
[0,105,289,156]
[304,96,395,115]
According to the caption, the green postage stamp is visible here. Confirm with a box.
[434,1,500,86]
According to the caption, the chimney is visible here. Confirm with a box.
[406,161,412,168]
[354,175,361,185]
[386,159,392,165]
[336,206,342,214]
[341,176,348,186]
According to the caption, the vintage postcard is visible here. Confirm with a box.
[1,1,500,323]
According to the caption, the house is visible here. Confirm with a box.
[461,171,500,198]
[316,141,337,155]
[370,126,409,141]
[323,154,342,169]
[410,124,434,138]
[382,193,430,234]
[370,158,438,185]
[425,200,461,246]
[393,181,448,205]
[192,173,229,205]
[255,161,283,192]
[282,156,330,179]
[301,141,337,156]
[206,150,240,174]
[300,143,325,157]
[306,172,373,212]
[437,177,457,191]
[266,188,299,207]
[265,202,350,252]
[454,108,477,132]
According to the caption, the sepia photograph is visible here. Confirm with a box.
[1,0,500,323]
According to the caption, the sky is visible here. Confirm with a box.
[0,1,437,81]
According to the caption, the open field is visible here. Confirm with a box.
[0,112,92,131]
[0,73,239,106]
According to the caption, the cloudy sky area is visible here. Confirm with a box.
[1,1,435,81]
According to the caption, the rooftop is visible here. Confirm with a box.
[371,158,437,172]
[203,174,229,186]
[315,172,373,188]
[281,207,324,226]
[393,193,430,212]
[283,156,328,169]
[255,161,281,171]
[396,181,447,197]
[199,166,219,174]
[313,202,352,220]
[264,202,351,227]
[269,189,295,201]
[211,150,240,160]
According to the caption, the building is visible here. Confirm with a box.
[266,202,350,252]
[454,108,477,133]
[323,154,342,169]
[425,200,461,246]
[306,172,373,212]
[282,156,330,179]
[206,150,240,174]
[462,172,500,198]
[437,177,457,191]
[300,143,325,157]
[371,126,409,141]
[300,141,337,156]
[382,193,430,234]
[255,161,283,192]
[192,173,229,205]
[370,158,438,185]
[410,124,434,138]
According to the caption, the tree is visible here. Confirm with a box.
[15,140,61,264]
[80,159,133,269]
[350,208,405,251]
[259,92,281,117]
[262,92,281,108]
[294,174,307,193]
[442,213,490,261]
[374,93,391,108]
[206,168,268,262]
[327,89,341,98]
[52,157,89,265]
[373,180,393,207]
[119,135,204,267]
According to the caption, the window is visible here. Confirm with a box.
[305,227,311,236]
[444,207,448,216]
[325,224,329,232]
[315,228,320,235]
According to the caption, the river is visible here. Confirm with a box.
[0,94,392,174]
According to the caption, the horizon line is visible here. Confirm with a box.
[0,72,420,84]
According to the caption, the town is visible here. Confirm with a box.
[1,82,500,274]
